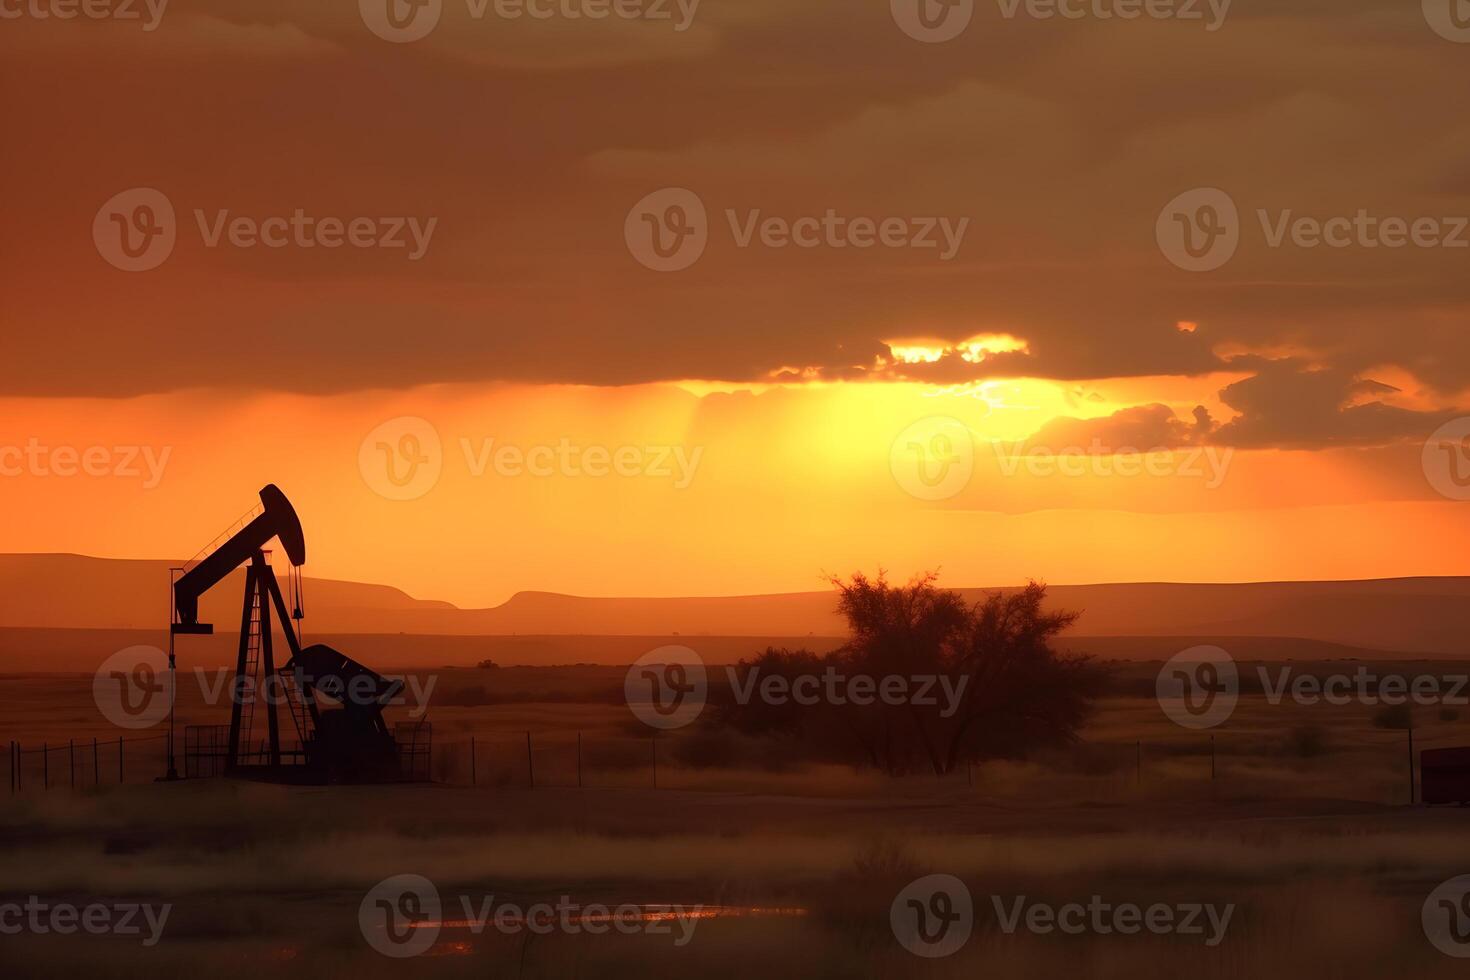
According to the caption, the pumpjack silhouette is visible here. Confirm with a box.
[167,485,425,783]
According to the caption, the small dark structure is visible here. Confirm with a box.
[169,485,423,784]
[1420,747,1470,805]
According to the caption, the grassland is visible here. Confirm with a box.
[4,663,1470,976]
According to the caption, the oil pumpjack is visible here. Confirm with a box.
[168,485,418,783]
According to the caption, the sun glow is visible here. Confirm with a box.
[885,333,1030,365]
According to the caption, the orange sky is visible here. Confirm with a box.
[1,379,1467,607]
[2,2,1469,603]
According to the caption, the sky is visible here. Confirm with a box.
[2,0,1469,605]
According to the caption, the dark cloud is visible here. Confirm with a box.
[1213,362,1453,449]
[1026,403,1213,451]
[1,0,1467,435]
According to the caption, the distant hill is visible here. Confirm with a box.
[1,554,1467,655]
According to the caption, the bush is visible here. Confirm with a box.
[1373,704,1413,730]
[1286,725,1328,758]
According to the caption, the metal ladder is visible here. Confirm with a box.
[278,668,314,747]
[237,598,262,761]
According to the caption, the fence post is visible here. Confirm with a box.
[651,735,658,790]
[69,740,75,789]
[8,741,14,795]
[14,742,20,792]
[470,737,477,787]
[577,732,583,789]
[93,738,99,786]
[43,743,48,790]
[119,737,124,784]
[1135,741,1142,786]
[525,732,534,789]
[1408,724,1416,806]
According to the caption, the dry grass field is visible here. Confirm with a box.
[4,661,1470,976]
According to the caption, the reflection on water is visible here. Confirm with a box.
[420,904,809,930]
[415,904,810,957]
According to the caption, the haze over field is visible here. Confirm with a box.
[4,554,1469,659]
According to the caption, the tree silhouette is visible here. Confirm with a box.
[713,572,1104,776]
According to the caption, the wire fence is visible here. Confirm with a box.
[6,734,170,793]
[2,724,1465,805]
